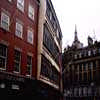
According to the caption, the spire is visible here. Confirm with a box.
[74,24,78,41]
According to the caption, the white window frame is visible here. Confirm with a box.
[27,28,33,44]
[0,44,7,70]
[28,4,34,20]
[17,0,24,12]
[1,11,10,31]
[15,21,23,38]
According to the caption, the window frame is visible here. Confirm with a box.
[1,11,10,31]
[15,21,23,38]
[27,28,34,44]
[14,50,21,73]
[28,4,34,20]
[17,0,24,12]
[26,55,32,76]
[0,44,7,70]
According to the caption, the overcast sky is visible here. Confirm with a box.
[51,0,100,49]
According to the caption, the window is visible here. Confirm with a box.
[88,87,92,96]
[27,29,33,44]
[88,50,91,56]
[50,12,52,20]
[74,88,78,97]
[57,29,59,38]
[83,63,87,71]
[28,5,34,20]
[88,71,92,80]
[79,88,82,96]
[27,55,32,75]
[98,48,100,54]
[79,64,82,72]
[74,54,77,59]
[1,12,10,31]
[17,0,24,12]
[79,52,82,58]
[15,21,23,38]
[83,87,87,96]
[93,49,96,55]
[93,61,96,70]
[14,50,21,72]
[84,50,87,57]
[84,72,87,81]
[0,44,7,69]
[88,62,92,70]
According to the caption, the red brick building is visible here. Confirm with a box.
[0,0,39,98]
[0,0,63,99]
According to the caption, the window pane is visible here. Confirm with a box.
[15,22,23,38]
[1,12,9,31]
[28,5,34,20]
[14,62,20,72]
[27,29,33,44]
[0,57,6,69]
[17,0,24,12]
[14,50,21,72]
[0,44,7,69]
[27,55,32,75]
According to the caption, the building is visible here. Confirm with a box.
[63,26,100,100]
[0,0,39,98]
[0,0,63,99]
[37,0,63,99]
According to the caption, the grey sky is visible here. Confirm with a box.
[51,0,100,49]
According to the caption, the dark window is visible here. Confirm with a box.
[41,55,59,84]
[88,62,92,70]
[93,61,96,70]
[27,55,32,75]
[43,24,59,64]
[14,50,21,72]
[93,71,96,81]
[88,71,92,81]
[83,63,87,71]
[79,64,82,72]
[79,73,82,81]
[83,72,87,81]
[0,44,7,69]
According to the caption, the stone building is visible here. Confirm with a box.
[63,26,100,100]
